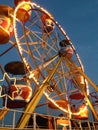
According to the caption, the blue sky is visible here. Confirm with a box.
[0,0,98,85]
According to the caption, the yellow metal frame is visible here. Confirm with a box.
[16,57,63,129]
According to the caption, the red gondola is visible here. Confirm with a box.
[41,13,55,33]
[48,100,68,110]
[70,92,85,100]
[73,67,85,86]
[0,5,13,44]
[65,46,73,58]
[14,0,31,22]
[59,39,73,58]
[3,80,32,108]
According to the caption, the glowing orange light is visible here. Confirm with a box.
[75,104,88,119]
[79,105,88,117]
[48,100,68,110]
[57,119,69,126]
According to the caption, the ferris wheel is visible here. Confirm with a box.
[13,0,88,119]
[0,0,98,129]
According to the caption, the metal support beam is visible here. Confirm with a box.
[16,57,62,129]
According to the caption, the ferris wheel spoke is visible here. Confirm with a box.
[26,54,59,78]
